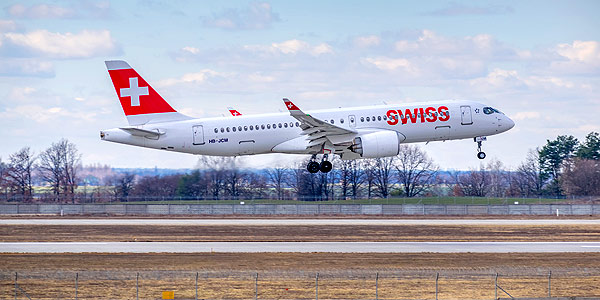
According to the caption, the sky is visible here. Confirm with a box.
[0,0,599,170]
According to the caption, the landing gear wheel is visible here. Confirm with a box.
[320,161,333,173]
[307,161,320,173]
[477,151,486,159]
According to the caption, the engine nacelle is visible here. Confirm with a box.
[351,130,400,158]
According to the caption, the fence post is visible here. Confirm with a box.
[548,271,551,297]
[375,272,379,300]
[315,272,319,300]
[195,272,198,300]
[435,272,439,300]
[14,272,17,300]
[255,272,258,300]
[495,273,498,300]
[136,272,139,300]
[75,272,78,300]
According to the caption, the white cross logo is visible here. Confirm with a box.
[232,111,239,116]
[120,77,149,107]
[287,103,293,108]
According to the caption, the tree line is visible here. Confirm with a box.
[1,132,598,203]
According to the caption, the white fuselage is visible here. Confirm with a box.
[101,100,514,159]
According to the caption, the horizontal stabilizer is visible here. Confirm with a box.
[119,127,164,138]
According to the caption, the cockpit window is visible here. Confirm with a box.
[483,107,503,115]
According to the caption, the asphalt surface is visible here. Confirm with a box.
[2,242,600,253]
[1,219,599,226]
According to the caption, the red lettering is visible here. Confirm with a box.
[400,108,419,124]
[425,107,437,122]
[419,107,425,123]
[438,106,449,121]
[386,110,398,125]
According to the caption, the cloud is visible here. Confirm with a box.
[353,35,381,48]
[3,29,121,59]
[424,3,514,16]
[5,2,114,19]
[202,2,280,30]
[0,59,54,77]
[245,39,333,56]
[547,40,600,75]
[0,20,17,32]
[156,69,231,87]
[512,111,541,121]
[362,56,415,72]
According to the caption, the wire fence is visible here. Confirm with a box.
[3,269,600,299]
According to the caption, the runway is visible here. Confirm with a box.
[2,242,600,253]
[1,218,599,226]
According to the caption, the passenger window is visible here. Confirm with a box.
[378,116,381,121]
[214,128,218,133]
[278,123,282,128]
[289,122,293,127]
[366,117,370,122]
[340,119,344,124]
[296,122,300,127]
[226,127,230,132]
[244,126,248,131]
[249,125,254,130]
[238,126,242,131]
[284,123,288,128]
[261,124,265,130]
[267,124,271,129]
[232,127,237,132]
[331,119,335,124]
[220,128,224,133]
[360,117,364,122]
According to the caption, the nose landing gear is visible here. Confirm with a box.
[475,137,487,160]
[306,154,333,173]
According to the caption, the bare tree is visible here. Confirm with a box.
[362,159,376,199]
[371,157,396,198]
[265,167,288,200]
[395,145,438,197]
[561,158,600,196]
[38,139,81,202]
[456,164,490,197]
[106,173,136,202]
[0,158,7,199]
[5,147,36,202]
[348,160,365,199]
[513,149,544,197]
[486,158,507,197]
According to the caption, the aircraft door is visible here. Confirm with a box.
[460,106,473,125]
[192,125,205,145]
[348,115,356,128]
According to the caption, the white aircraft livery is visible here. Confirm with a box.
[101,60,515,173]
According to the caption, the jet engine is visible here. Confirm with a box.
[350,130,401,158]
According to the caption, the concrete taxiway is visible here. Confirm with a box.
[1,219,599,226]
[2,242,600,253]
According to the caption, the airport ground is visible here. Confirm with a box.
[2,218,600,299]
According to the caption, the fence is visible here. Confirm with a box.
[3,269,600,299]
[1,203,599,216]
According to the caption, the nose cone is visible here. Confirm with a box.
[505,116,515,131]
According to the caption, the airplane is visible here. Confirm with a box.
[100,60,515,173]
[228,107,243,116]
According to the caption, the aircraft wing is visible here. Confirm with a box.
[283,98,356,153]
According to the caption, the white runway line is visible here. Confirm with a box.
[2,242,600,253]
[2,219,600,226]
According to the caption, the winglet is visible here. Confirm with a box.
[228,107,242,116]
[283,98,303,115]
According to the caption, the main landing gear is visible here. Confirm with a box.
[475,137,487,160]
[307,154,332,173]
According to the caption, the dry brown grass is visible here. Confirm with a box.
[2,224,600,242]
[2,253,600,299]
